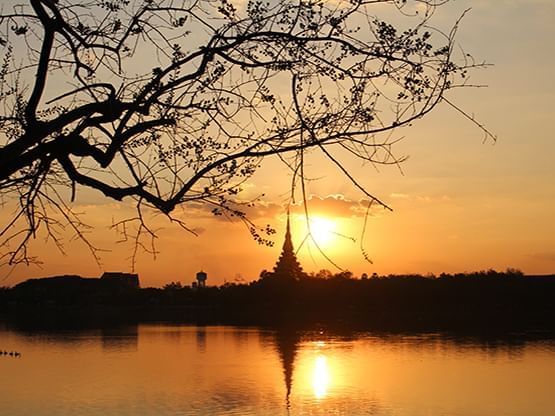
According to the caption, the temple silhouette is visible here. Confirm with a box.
[274,329,301,409]
[269,212,306,280]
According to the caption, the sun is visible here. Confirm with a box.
[308,216,336,247]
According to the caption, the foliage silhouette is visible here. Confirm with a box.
[0,0,492,266]
[3,270,555,333]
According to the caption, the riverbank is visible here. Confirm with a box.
[2,273,555,332]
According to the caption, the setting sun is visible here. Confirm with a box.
[308,217,337,248]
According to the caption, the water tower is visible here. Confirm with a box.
[196,270,207,288]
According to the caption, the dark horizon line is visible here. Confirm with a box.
[5,268,555,289]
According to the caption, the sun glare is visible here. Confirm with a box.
[308,217,336,247]
[312,354,331,399]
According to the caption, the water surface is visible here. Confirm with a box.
[1,324,555,415]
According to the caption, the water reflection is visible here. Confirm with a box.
[101,325,138,352]
[312,354,330,399]
[270,332,337,406]
[2,325,555,416]
[272,329,301,408]
[196,326,207,353]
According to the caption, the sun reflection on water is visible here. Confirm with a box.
[312,354,330,400]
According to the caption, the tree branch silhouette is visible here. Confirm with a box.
[0,0,492,267]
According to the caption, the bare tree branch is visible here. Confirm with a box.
[0,0,491,268]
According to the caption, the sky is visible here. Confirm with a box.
[1,0,554,287]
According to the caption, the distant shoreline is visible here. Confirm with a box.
[2,271,555,333]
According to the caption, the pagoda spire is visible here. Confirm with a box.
[271,210,305,280]
[283,209,294,252]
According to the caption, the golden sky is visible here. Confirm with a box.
[1,0,554,287]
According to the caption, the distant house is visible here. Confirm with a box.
[100,272,140,288]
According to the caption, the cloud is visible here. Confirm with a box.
[168,199,284,224]
[288,194,378,219]
[171,194,377,224]
[390,192,410,199]
[389,192,453,204]
[82,193,386,229]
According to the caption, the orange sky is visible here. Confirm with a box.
[1,0,554,287]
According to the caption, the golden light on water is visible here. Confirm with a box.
[312,355,331,400]
[294,341,348,402]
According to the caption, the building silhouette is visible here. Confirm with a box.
[269,212,305,280]
[100,272,140,288]
[195,270,207,288]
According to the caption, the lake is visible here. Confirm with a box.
[1,324,555,415]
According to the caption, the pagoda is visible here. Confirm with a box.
[270,212,305,280]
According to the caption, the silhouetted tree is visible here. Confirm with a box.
[259,269,271,280]
[505,268,524,277]
[332,270,354,280]
[0,0,492,266]
[315,269,333,279]
[163,281,184,290]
